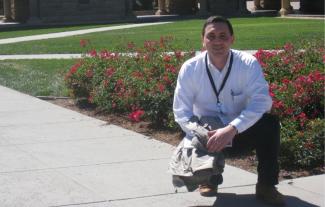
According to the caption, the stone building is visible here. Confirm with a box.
[2,0,134,23]
[0,0,3,14]
[300,0,324,14]
[155,0,249,16]
[1,0,324,23]
[253,0,324,15]
[154,0,324,17]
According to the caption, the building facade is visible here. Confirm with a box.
[2,0,134,23]
[152,0,249,16]
[1,0,324,23]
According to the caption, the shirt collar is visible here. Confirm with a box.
[207,50,232,74]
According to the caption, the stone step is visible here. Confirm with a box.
[251,10,279,17]
[133,10,156,16]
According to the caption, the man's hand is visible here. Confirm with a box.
[207,125,237,152]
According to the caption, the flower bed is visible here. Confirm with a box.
[65,37,195,129]
[65,37,324,170]
[255,42,324,169]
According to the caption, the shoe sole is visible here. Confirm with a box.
[199,184,218,197]
[200,191,218,197]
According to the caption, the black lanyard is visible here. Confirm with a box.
[205,51,233,104]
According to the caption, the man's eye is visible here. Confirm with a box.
[219,35,225,38]
[219,35,228,40]
[207,35,216,40]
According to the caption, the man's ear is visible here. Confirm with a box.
[230,35,235,44]
[201,36,206,50]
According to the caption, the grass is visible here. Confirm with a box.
[0,17,323,55]
[0,17,323,97]
[0,59,75,97]
[0,23,124,39]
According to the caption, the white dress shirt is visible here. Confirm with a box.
[173,49,272,147]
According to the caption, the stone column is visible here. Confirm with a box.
[197,0,208,16]
[28,0,41,23]
[279,0,292,15]
[155,0,167,15]
[3,0,12,21]
[253,0,262,10]
[167,0,175,13]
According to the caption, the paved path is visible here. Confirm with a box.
[0,22,171,45]
[0,85,324,207]
[0,54,83,60]
[0,51,261,60]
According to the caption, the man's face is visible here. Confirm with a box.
[202,22,234,57]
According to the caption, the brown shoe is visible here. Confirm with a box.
[256,183,285,206]
[199,184,217,197]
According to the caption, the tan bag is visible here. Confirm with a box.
[168,116,226,191]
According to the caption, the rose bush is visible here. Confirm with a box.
[66,38,324,169]
[255,42,324,169]
[65,37,195,128]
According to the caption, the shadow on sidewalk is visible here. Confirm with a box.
[188,193,319,207]
[215,193,319,207]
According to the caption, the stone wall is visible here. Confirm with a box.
[0,0,3,14]
[207,0,248,16]
[38,0,133,23]
[300,0,324,14]
[168,0,197,15]
[11,0,29,22]
[260,0,281,10]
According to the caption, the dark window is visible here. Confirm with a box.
[79,0,90,4]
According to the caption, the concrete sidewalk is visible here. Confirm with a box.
[0,22,171,45]
[0,54,83,60]
[0,85,323,207]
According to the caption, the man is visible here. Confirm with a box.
[172,16,284,206]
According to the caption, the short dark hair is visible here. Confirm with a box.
[202,16,234,36]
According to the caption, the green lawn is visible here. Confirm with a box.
[0,23,124,39]
[0,17,323,55]
[0,59,75,96]
[0,17,323,97]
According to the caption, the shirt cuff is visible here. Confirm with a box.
[229,118,246,134]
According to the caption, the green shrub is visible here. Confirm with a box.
[65,37,195,127]
[255,42,325,169]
